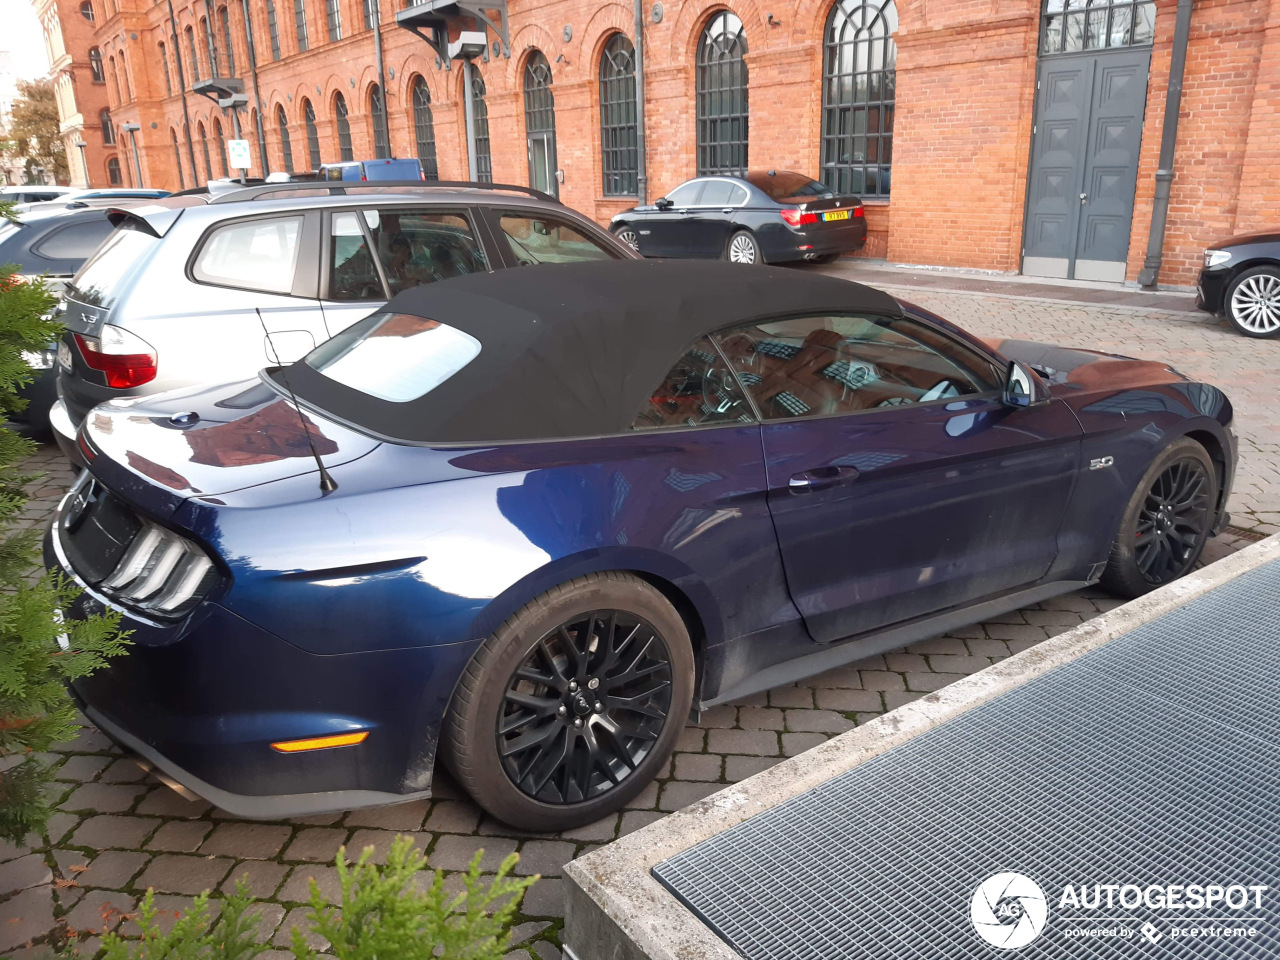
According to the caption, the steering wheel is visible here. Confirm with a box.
[700,365,743,418]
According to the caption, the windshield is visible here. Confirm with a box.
[746,172,834,201]
[303,312,481,403]
[66,220,158,308]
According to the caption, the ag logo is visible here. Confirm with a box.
[970,872,1049,950]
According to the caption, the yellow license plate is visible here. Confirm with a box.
[824,210,850,221]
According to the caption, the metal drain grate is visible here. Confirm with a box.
[654,559,1280,958]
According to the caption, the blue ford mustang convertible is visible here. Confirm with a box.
[47,260,1236,829]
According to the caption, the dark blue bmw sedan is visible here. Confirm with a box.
[47,260,1236,829]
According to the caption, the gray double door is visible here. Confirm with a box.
[1022,47,1150,282]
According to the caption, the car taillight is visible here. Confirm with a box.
[73,325,157,389]
[780,208,820,227]
[98,521,219,617]
[853,207,865,217]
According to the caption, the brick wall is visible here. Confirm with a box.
[72,0,1276,284]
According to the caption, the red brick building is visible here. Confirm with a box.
[35,0,119,187]
[68,0,1278,286]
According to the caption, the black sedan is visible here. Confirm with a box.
[0,205,123,435]
[1197,229,1280,338]
[611,171,866,265]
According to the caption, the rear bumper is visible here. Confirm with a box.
[45,518,478,818]
[763,218,868,261]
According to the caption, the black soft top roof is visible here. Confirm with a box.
[281,259,903,444]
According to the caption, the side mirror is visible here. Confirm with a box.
[1003,361,1049,408]
[655,197,673,210]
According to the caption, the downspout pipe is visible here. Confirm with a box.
[240,0,270,176]
[168,0,200,186]
[1137,0,1194,289]
[373,0,389,157]
[633,0,647,204]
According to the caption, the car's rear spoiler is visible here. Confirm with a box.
[106,202,196,238]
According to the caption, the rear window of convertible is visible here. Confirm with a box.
[303,311,481,403]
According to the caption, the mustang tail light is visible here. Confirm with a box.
[780,208,819,228]
[73,324,157,389]
[99,521,219,617]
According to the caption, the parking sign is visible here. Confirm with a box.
[227,139,252,170]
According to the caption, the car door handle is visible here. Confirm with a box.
[722,208,734,213]
[788,465,860,491]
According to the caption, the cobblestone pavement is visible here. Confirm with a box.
[1,285,1273,959]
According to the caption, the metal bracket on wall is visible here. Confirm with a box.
[396,0,511,67]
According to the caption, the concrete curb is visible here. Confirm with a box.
[563,534,1280,960]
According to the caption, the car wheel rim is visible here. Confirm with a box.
[1230,274,1280,334]
[616,229,639,251]
[1135,458,1212,585]
[729,235,757,263]
[497,610,673,805]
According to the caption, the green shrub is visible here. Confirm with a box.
[96,836,537,960]
[0,200,129,844]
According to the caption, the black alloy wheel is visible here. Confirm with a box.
[1101,438,1218,598]
[1134,458,1213,585]
[498,610,673,804]
[442,571,693,830]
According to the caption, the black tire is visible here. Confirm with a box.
[725,230,762,265]
[1224,266,1280,338]
[1100,438,1218,598]
[611,223,640,253]
[442,571,694,831]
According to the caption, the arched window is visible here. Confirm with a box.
[470,69,491,182]
[171,128,186,190]
[524,51,554,136]
[334,93,353,161]
[200,17,219,77]
[219,7,236,76]
[370,84,389,159]
[186,26,201,82]
[159,42,172,96]
[266,0,282,60]
[108,55,121,103]
[523,51,556,195]
[214,118,229,176]
[294,0,309,52]
[303,99,321,168]
[107,156,121,184]
[821,0,896,196]
[80,1,94,21]
[277,105,294,172]
[249,109,259,174]
[88,47,104,83]
[411,77,437,180]
[1040,0,1156,54]
[697,11,748,176]
[199,122,212,183]
[599,34,637,196]
[100,109,114,144]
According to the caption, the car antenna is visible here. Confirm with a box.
[255,307,338,495]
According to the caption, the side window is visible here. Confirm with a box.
[630,336,754,431]
[193,216,302,294]
[363,208,487,297]
[699,180,738,206]
[665,181,703,206]
[713,314,999,421]
[498,214,619,265]
[327,211,383,301]
[32,218,115,260]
